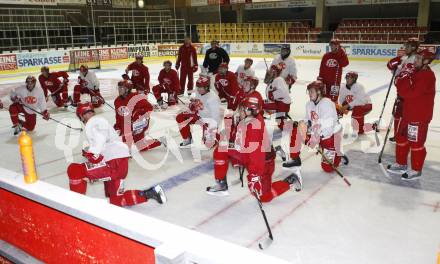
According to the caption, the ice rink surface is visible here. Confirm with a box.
[1,57,440,263]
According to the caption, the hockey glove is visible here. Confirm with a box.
[192,65,198,73]
[387,56,402,71]
[83,150,104,164]
[42,110,50,121]
[248,174,262,197]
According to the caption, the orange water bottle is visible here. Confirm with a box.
[18,131,38,183]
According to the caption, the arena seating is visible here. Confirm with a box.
[334,18,428,44]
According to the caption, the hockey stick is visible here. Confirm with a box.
[22,104,82,131]
[375,69,397,146]
[378,116,394,178]
[316,148,351,187]
[85,86,115,110]
[253,193,273,250]
[231,166,245,186]
[263,58,269,70]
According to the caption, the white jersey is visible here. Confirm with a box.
[305,97,340,139]
[338,82,371,108]
[10,84,47,115]
[85,116,130,162]
[266,77,291,104]
[79,70,99,91]
[235,65,255,86]
[271,55,298,81]
[195,91,221,129]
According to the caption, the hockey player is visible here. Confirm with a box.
[126,54,150,93]
[38,66,69,108]
[175,76,221,148]
[206,96,302,202]
[263,64,291,129]
[282,80,342,172]
[8,76,50,135]
[235,58,255,87]
[67,102,166,207]
[72,65,102,108]
[214,63,240,110]
[176,37,198,96]
[318,38,349,103]
[152,60,180,108]
[114,80,161,152]
[386,37,419,143]
[387,49,436,180]
[338,71,373,135]
[202,40,230,75]
[270,45,297,90]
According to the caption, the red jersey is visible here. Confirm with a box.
[127,62,150,91]
[176,44,198,69]
[319,49,349,89]
[395,67,436,122]
[113,92,153,133]
[158,69,180,92]
[38,71,69,96]
[215,71,239,101]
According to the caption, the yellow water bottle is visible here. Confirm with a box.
[18,131,38,184]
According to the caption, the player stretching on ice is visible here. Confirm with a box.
[387,49,436,180]
[235,58,255,87]
[270,45,297,91]
[338,71,374,136]
[126,54,150,93]
[176,37,198,96]
[207,96,302,202]
[114,80,161,152]
[318,38,349,103]
[67,102,166,207]
[38,66,70,108]
[176,76,221,148]
[8,76,50,135]
[72,65,102,108]
[214,63,240,109]
[152,60,180,108]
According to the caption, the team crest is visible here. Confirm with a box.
[118,106,131,116]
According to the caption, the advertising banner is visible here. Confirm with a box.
[128,45,158,58]
[263,43,284,54]
[98,47,128,61]
[0,54,18,71]
[291,43,326,57]
[16,50,70,68]
[157,44,181,56]
[230,43,249,54]
[347,44,401,58]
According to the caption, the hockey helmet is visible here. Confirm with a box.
[76,102,95,119]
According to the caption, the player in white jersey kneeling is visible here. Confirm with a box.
[235,58,255,87]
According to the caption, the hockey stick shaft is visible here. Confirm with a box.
[377,69,396,128]
[317,148,351,187]
[85,86,115,110]
[254,194,273,241]
[22,104,82,131]
[239,166,244,187]
[378,115,394,164]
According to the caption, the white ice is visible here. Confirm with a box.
[0,57,439,264]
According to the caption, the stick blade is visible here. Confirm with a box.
[258,237,273,250]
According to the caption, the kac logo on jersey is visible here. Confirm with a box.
[311,110,319,121]
[278,62,286,69]
[326,59,338,68]
[345,95,354,104]
[209,53,218,60]
[239,72,245,78]
[218,79,229,87]
[163,78,172,85]
[117,106,131,117]
[45,81,53,86]
[132,70,139,76]
[24,96,37,104]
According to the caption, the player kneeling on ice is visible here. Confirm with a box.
[281,80,343,172]
[67,102,166,207]
[152,60,180,108]
[176,76,220,148]
[38,66,70,108]
[387,49,436,180]
[270,45,297,91]
[207,97,302,201]
[126,54,150,93]
[8,76,50,135]
[72,65,102,108]
[214,63,240,109]
[235,58,255,87]
[337,71,374,135]
[263,64,292,129]
[114,80,161,152]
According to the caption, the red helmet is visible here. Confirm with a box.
[79,65,88,73]
[330,38,341,46]
[118,80,133,90]
[307,80,324,93]
[242,96,261,114]
[196,76,210,89]
[40,66,49,73]
[270,64,283,76]
[246,76,259,89]
[418,48,436,64]
[345,71,358,81]
[405,37,420,49]
[135,54,144,60]
[76,102,94,119]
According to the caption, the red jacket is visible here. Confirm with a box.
[127,62,150,91]
[38,71,69,97]
[114,92,153,133]
[319,49,349,89]
[158,69,180,92]
[176,44,198,69]
[395,67,436,123]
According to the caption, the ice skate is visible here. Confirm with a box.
[139,185,167,204]
[401,169,422,181]
[179,137,192,148]
[283,172,303,192]
[386,163,407,174]
[206,180,229,196]
[282,157,301,168]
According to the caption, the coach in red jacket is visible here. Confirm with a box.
[176,37,198,96]
[387,49,436,180]
[38,66,69,107]
[319,38,349,103]
[126,54,150,93]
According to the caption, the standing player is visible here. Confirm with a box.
[72,65,102,108]
[387,49,436,180]
[207,97,302,202]
[38,66,69,108]
[67,102,166,207]
[8,76,50,135]
[152,60,180,108]
[282,80,342,172]
[263,64,291,129]
[126,54,150,93]
[386,37,419,142]
[176,37,198,96]
[214,63,240,109]
[318,38,349,103]
[202,40,230,75]
[235,58,255,87]
[175,76,221,148]
[338,71,373,135]
[114,80,161,152]
[270,45,297,90]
